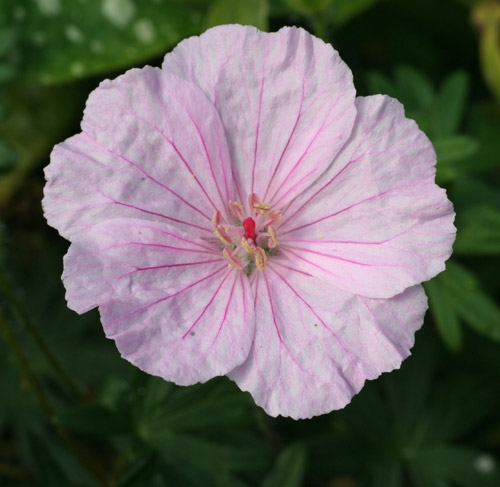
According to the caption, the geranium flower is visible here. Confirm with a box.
[43,25,455,419]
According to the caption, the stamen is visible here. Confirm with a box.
[214,227,233,246]
[212,211,221,229]
[223,247,244,270]
[229,200,244,220]
[268,226,278,248]
[212,210,233,246]
[263,210,283,228]
[241,237,256,254]
[254,247,267,271]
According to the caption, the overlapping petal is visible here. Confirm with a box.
[279,95,456,299]
[43,67,234,241]
[163,25,356,207]
[229,263,427,419]
[63,218,255,385]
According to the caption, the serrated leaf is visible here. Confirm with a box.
[205,0,268,30]
[454,205,500,255]
[440,261,500,342]
[425,278,462,352]
[366,71,395,96]
[434,135,478,164]
[10,0,205,84]
[262,444,307,487]
[434,135,478,182]
[331,0,379,26]
[436,71,468,136]
[395,66,434,110]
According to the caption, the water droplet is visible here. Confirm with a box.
[34,0,61,16]
[474,454,496,474]
[133,18,156,44]
[65,24,84,44]
[102,0,136,28]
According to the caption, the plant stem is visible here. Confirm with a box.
[0,269,83,400]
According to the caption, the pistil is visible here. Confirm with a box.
[214,194,283,274]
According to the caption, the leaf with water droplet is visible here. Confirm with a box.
[10,0,208,84]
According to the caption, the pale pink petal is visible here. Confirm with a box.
[229,264,427,419]
[43,67,234,241]
[279,95,456,298]
[63,218,254,385]
[162,25,356,206]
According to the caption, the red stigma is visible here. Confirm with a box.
[242,217,257,241]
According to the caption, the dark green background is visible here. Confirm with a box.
[1,0,500,486]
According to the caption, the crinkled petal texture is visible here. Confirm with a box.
[43,25,455,419]
[44,66,235,241]
[163,24,356,207]
[279,95,456,298]
[229,265,428,419]
[63,219,255,385]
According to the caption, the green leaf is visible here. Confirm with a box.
[331,0,379,26]
[205,0,269,30]
[395,66,434,111]
[434,135,478,183]
[436,71,469,136]
[262,444,307,487]
[454,205,500,255]
[408,447,500,487]
[0,63,17,83]
[53,404,132,436]
[0,83,85,205]
[0,27,18,57]
[282,0,334,15]
[11,0,206,84]
[437,261,500,342]
[425,278,463,352]
[25,432,70,487]
[0,139,17,173]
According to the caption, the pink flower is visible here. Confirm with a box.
[43,25,455,419]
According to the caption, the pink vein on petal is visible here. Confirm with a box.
[101,195,212,234]
[182,270,232,339]
[105,265,227,330]
[82,131,213,222]
[262,77,306,202]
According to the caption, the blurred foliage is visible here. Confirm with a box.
[1,0,500,486]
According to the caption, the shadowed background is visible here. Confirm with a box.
[1,0,500,486]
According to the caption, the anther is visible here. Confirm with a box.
[254,247,267,271]
[229,201,244,220]
[268,226,278,248]
[212,210,233,246]
[241,237,256,254]
[223,247,244,270]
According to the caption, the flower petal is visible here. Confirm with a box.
[229,264,427,419]
[162,25,356,206]
[63,218,255,385]
[279,95,456,298]
[44,66,234,241]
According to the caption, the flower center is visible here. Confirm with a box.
[212,193,283,275]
